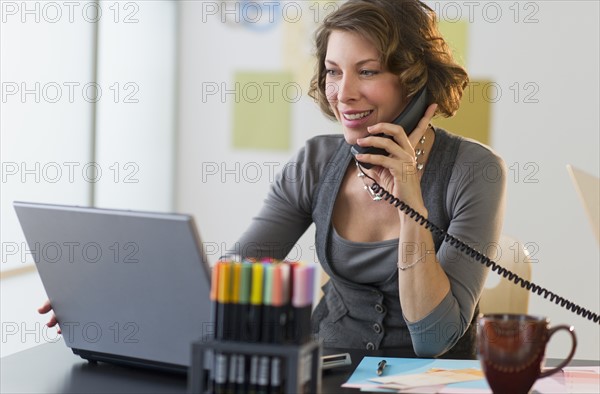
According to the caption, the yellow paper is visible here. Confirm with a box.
[433,79,492,145]
[438,20,469,68]
[282,1,341,89]
[232,71,293,150]
[371,368,484,389]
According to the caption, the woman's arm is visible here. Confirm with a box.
[225,136,341,261]
[403,143,507,357]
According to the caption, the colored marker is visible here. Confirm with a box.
[216,262,232,394]
[248,263,264,394]
[291,264,315,344]
[209,263,221,392]
[261,263,274,344]
[226,263,242,394]
[272,263,289,344]
[257,264,274,394]
[285,261,300,343]
[269,263,288,394]
[235,262,252,394]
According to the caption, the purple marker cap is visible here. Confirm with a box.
[292,264,315,308]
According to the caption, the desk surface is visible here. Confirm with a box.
[2,340,598,393]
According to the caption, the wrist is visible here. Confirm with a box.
[397,249,435,271]
[398,204,428,222]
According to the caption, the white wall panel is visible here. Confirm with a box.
[1,0,97,357]
[1,1,96,271]
[93,1,176,211]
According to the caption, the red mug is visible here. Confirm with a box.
[477,314,577,394]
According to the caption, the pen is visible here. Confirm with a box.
[377,360,387,376]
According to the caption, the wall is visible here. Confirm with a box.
[465,1,599,360]
[176,1,335,267]
[176,0,599,360]
[1,0,177,357]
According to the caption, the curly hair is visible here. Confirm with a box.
[308,0,468,120]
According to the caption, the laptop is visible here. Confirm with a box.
[566,165,600,245]
[13,201,214,373]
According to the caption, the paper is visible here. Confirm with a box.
[371,368,484,389]
[433,78,492,145]
[435,20,492,146]
[282,1,339,91]
[344,357,599,393]
[532,366,600,394]
[342,356,486,390]
[438,20,469,68]
[232,71,293,150]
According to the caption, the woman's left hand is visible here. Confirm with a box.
[354,103,437,210]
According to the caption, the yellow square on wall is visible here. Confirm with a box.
[433,79,492,146]
[232,71,293,150]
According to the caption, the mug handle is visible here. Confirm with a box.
[539,325,577,379]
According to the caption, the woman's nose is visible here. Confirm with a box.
[335,74,360,103]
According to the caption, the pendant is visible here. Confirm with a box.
[366,185,383,201]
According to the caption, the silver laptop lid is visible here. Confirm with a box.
[13,202,213,368]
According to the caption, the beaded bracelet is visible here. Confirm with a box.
[397,250,435,271]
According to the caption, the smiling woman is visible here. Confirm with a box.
[309,0,468,122]
[226,0,507,358]
[322,30,406,144]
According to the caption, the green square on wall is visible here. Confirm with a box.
[232,71,293,150]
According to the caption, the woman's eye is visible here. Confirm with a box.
[325,69,340,77]
[360,69,379,76]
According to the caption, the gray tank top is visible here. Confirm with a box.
[330,227,398,284]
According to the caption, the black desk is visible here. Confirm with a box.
[1,340,598,393]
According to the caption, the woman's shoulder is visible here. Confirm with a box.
[435,127,504,166]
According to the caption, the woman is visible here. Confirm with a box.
[41,0,506,358]
[227,0,506,358]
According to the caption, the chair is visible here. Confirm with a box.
[479,234,532,315]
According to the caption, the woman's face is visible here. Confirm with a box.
[325,30,406,144]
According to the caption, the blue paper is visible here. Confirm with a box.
[343,356,490,391]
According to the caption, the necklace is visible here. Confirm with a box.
[415,134,426,171]
[356,133,427,201]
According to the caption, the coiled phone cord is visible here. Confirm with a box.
[361,170,600,324]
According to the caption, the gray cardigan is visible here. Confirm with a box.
[231,127,506,358]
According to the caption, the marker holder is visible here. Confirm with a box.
[188,339,322,394]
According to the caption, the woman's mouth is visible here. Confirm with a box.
[343,110,373,121]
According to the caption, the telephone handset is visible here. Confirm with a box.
[350,87,428,169]
[354,165,600,324]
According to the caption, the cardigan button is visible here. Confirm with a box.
[374,304,385,314]
[372,323,382,334]
[366,342,375,350]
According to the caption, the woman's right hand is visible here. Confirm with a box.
[38,299,61,334]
